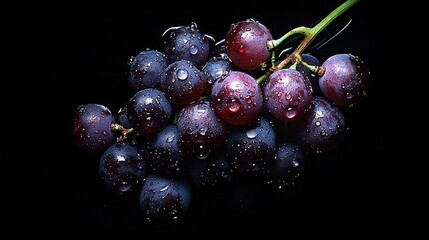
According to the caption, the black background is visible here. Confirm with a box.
[3,0,426,238]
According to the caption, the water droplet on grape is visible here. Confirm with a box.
[246,129,258,139]
[189,45,198,55]
[177,68,189,80]
[285,107,297,119]
[315,121,321,127]
[227,99,241,112]
[160,185,169,192]
[119,182,131,192]
[166,136,174,143]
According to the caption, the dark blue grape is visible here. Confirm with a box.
[189,152,232,188]
[163,22,210,68]
[265,142,305,189]
[99,142,147,193]
[176,100,227,159]
[71,103,115,153]
[128,50,169,91]
[127,88,172,135]
[289,96,348,153]
[161,60,207,105]
[319,53,370,106]
[225,117,276,175]
[143,124,186,175]
[139,174,192,224]
[264,68,313,122]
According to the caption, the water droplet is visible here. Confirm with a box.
[160,185,169,192]
[166,136,174,143]
[285,107,297,119]
[245,96,252,104]
[320,130,327,136]
[315,121,321,127]
[177,69,188,80]
[199,128,207,136]
[285,93,292,100]
[292,160,299,167]
[227,100,241,112]
[189,45,198,55]
[144,98,153,105]
[246,129,258,139]
[119,182,131,192]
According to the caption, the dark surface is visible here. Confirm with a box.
[3,0,426,238]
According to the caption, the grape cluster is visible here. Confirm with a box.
[71,0,369,225]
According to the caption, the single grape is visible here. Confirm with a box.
[225,19,273,70]
[127,88,172,135]
[71,103,115,153]
[265,142,305,189]
[128,50,169,91]
[225,117,276,175]
[289,96,348,153]
[99,142,147,193]
[163,22,210,68]
[143,124,187,175]
[211,71,263,125]
[319,53,370,106]
[161,60,207,105]
[264,68,313,122]
[139,174,192,224]
[176,100,227,159]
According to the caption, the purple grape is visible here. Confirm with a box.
[163,22,210,68]
[319,53,370,106]
[143,124,186,175]
[99,142,147,193]
[128,50,169,91]
[225,117,276,175]
[161,60,207,105]
[127,88,172,135]
[139,174,192,224]
[225,19,273,70]
[211,71,263,125]
[264,68,313,122]
[71,103,115,153]
[289,96,348,153]
[176,100,227,159]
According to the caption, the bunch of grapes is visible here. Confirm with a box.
[71,0,369,224]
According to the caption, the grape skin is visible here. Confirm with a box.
[161,60,207,105]
[319,53,370,106]
[225,19,273,70]
[289,96,348,153]
[225,117,276,174]
[211,71,263,126]
[127,88,172,135]
[264,68,313,122]
[128,50,169,91]
[99,142,147,193]
[71,103,115,153]
[139,174,192,224]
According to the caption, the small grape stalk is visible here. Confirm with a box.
[71,0,369,224]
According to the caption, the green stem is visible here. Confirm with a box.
[259,0,360,84]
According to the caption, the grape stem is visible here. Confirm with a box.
[111,123,134,141]
[257,0,360,84]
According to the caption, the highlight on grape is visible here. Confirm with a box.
[71,0,369,224]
